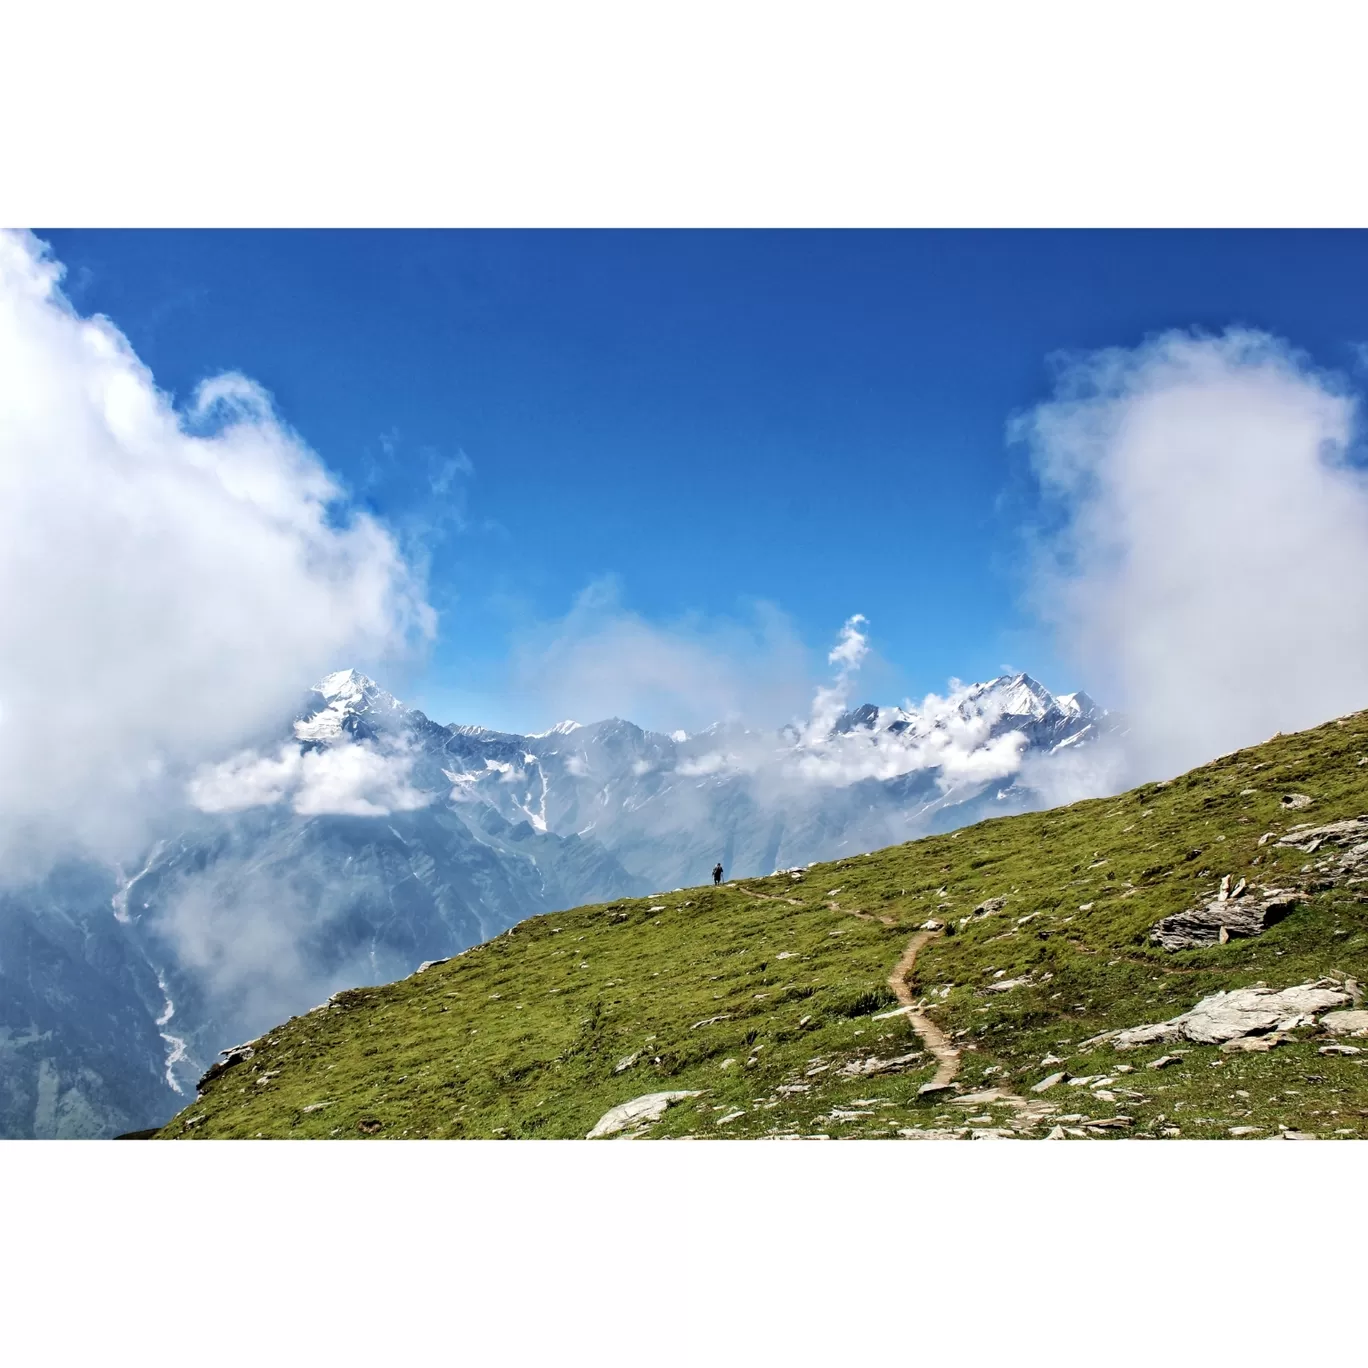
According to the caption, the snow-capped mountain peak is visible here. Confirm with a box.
[527,719,583,738]
[295,668,408,742]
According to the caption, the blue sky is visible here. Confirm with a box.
[37,229,1368,732]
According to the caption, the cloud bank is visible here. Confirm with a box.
[509,577,814,733]
[0,230,434,879]
[1018,328,1368,780]
[188,737,432,818]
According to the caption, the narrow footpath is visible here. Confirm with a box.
[887,930,960,1090]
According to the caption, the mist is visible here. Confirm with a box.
[1018,328,1368,782]
[0,230,433,882]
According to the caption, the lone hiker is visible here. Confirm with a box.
[712,861,724,886]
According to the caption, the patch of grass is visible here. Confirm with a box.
[157,709,1368,1139]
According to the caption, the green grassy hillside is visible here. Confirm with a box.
[157,709,1368,1139]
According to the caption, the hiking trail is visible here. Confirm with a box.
[888,930,959,1090]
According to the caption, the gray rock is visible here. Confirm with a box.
[1032,1071,1068,1093]
[1114,981,1351,1049]
[586,1090,703,1139]
[972,896,1008,918]
[1149,886,1301,950]
[1276,816,1368,851]
[840,1050,924,1077]
[195,1041,255,1093]
[1320,1009,1368,1037]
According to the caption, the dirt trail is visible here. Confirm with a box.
[888,930,960,1089]
[745,883,898,926]
[743,888,805,907]
[887,930,1062,1134]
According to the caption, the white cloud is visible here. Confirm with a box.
[509,577,813,733]
[1017,327,1368,780]
[0,230,434,879]
[188,737,433,818]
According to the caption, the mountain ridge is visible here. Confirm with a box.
[152,701,1368,1141]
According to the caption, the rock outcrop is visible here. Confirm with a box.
[586,1090,702,1139]
[1104,980,1352,1050]
[1149,879,1301,950]
[1275,816,1368,885]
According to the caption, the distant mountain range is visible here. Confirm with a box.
[0,667,1114,1138]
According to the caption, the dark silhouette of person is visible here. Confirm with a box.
[712,861,724,886]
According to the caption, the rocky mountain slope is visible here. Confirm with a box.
[155,705,1368,1140]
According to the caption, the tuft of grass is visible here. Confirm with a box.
[157,708,1368,1139]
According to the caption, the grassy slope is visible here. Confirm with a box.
[158,709,1368,1139]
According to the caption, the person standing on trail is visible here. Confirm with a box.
[712,861,724,886]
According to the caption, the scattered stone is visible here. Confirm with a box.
[1040,1053,1065,1066]
[1267,1130,1317,1141]
[920,919,944,932]
[839,1050,923,1077]
[918,1080,956,1097]
[715,1111,746,1126]
[587,1091,704,1139]
[872,1005,915,1020]
[614,1052,641,1073]
[300,1101,334,1114]
[897,1127,965,1140]
[1320,1009,1368,1037]
[719,1058,737,1070]
[1149,884,1302,950]
[987,976,1031,993]
[1085,1117,1133,1131]
[1032,1071,1068,1093]
[1320,1043,1362,1056]
[1228,1125,1263,1136]
[1147,1054,1184,1069]
[1280,793,1313,810]
[972,896,1008,918]
[1045,1125,1067,1140]
[690,1014,732,1029]
[415,958,451,974]
[1078,902,1094,912]
[1110,980,1351,1050]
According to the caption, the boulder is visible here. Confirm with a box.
[972,896,1007,918]
[1320,1009,1368,1037]
[586,1091,703,1139]
[195,1041,256,1093]
[839,1050,923,1077]
[1113,981,1351,1049]
[1149,886,1301,950]
[1276,816,1368,852]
